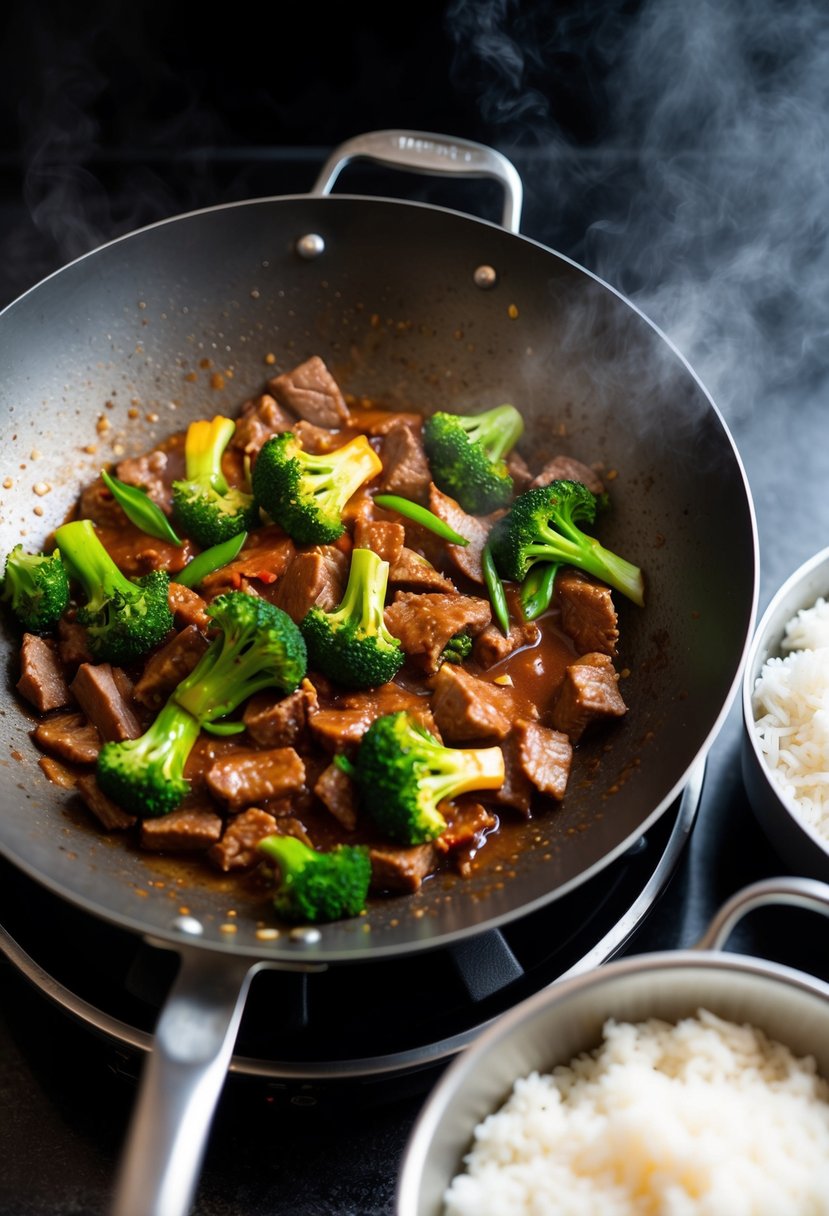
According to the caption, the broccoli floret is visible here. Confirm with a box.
[489,480,645,607]
[257,834,371,923]
[423,404,524,514]
[355,711,505,845]
[251,431,382,545]
[1,545,69,631]
[171,415,259,548]
[300,547,403,689]
[97,590,307,816]
[54,519,173,664]
[440,632,472,665]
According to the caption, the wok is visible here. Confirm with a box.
[0,131,757,1214]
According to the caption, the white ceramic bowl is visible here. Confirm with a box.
[741,546,829,879]
[396,877,829,1216]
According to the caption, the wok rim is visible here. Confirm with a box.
[0,189,759,964]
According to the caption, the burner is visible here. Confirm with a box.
[0,764,701,1107]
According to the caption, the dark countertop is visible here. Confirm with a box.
[1,142,827,1216]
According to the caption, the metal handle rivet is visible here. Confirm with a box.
[289,926,322,945]
[172,915,204,936]
[296,233,326,260]
[473,265,498,289]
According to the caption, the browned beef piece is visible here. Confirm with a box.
[271,546,347,622]
[38,755,77,788]
[57,617,93,667]
[389,548,456,592]
[293,419,344,453]
[530,456,605,495]
[208,807,279,871]
[369,843,438,893]
[76,773,136,830]
[33,712,101,764]
[267,355,349,428]
[78,476,126,528]
[506,450,534,492]
[309,683,439,752]
[116,449,172,511]
[384,591,491,674]
[232,393,295,456]
[168,582,210,630]
[428,483,491,584]
[514,719,572,800]
[352,518,406,566]
[199,529,296,600]
[70,662,143,742]
[431,664,517,742]
[473,619,541,668]
[490,734,534,816]
[313,762,358,831]
[16,634,71,712]
[551,652,628,743]
[205,747,306,812]
[436,800,498,877]
[556,569,619,656]
[140,804,224,852]
[379,420,432,504]
[243,679,319,748]
[133,625,210,710]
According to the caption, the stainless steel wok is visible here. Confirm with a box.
[0,130,758,1215]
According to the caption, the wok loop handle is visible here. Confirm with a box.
[696,875,829,953]
[311,129,524,234]
[110,947,261,1216]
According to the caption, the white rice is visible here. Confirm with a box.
[443,1009,829,1216]
[752,595,829,838]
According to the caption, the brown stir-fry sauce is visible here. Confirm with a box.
[14,355,635,918]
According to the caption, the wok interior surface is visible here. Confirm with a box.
[0,195,757,961]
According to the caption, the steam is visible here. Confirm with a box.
[447,0,829,422]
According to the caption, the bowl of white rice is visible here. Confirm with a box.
[396,876,829,1216]
[742,546,829,878]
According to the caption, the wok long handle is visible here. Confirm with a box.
[110,947,260,1216]
[695,875,829,953]
[311,128,524,234]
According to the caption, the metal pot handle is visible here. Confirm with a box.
[695,875,829,952]
[109,946,261,1216]
[311,129,524,235]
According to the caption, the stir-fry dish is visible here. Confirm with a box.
[3,356,644,925]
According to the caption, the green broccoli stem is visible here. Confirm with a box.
[4,553,48,601]
[422,745,505,804]
[331,547,389,633]
[54,519,142,612]
[305,435,381,506]
[257,832,308,873]
[528,523,644,607]
[463,404,524,462]
[184,416,236,494]
[172,623,283,724]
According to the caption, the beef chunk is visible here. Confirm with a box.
[353,518,406,566]
[70,662,144,742]
[140,804,223,852]
[313,762,358,831]
[200,528,296,600]
[556,569,619,656]
[490,734,534,816]
[243,679,319,748]
[38,755,77,788]
[272,546,347,623]
[551,652,628,743]
[428,483,491,584]
[473,619,541,668]
[308,683,439,752]
[379,420,432,503]
[205,747,306,811]
[431,664,518,742]
[33,712,101,765]
[530,456,605,496]
[267,355,349,428]
[116,449,172,511]
[384,591,491,673]
[436,800,498,877]
[76,773,136,830]
[133,625,210,710]
[369,843,438,893]
[514,719,572,800]
[293,419,344,453]
[57,617,93,667]
[233,393,295,456]
[506,450,534,492]
[389,548,456,592]
[208,807,279,871]
[168,582,210,631]
[16,634,71,712]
